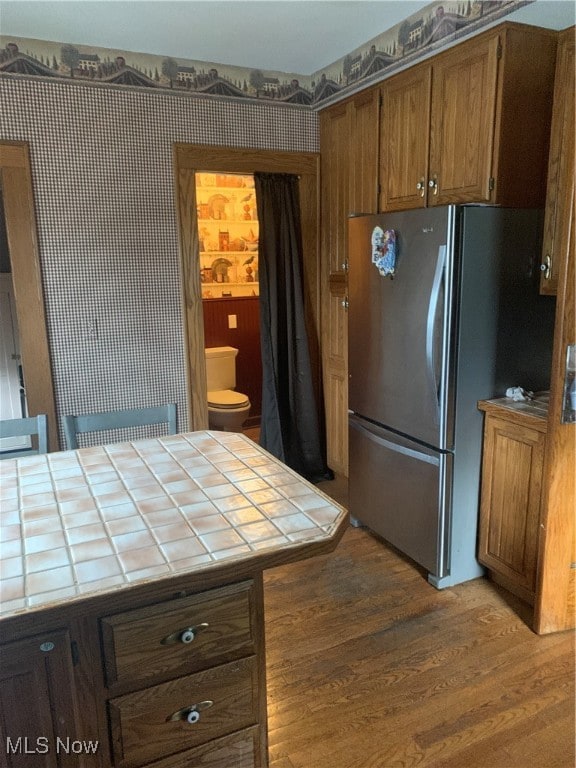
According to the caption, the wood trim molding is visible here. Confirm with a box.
[534,185,576,634]
[174,145,318,175]
[172,144,321,431]
[0,141,59,451]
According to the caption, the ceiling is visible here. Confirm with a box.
[1,0,574,75]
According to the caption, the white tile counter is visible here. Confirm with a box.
[0,430,348,619]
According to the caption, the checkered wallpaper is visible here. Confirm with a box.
[0,76,318,446]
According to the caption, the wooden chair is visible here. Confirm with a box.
[0,414,49,459]
[63,404,178,450]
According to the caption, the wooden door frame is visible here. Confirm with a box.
[173,144,321,431]
[0,141,58,451]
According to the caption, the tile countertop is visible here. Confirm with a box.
[0,431,348,620]
[477,392,549,429]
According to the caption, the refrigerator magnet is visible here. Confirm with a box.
[371,227,396,277]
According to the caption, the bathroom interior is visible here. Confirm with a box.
[198,171,262,440]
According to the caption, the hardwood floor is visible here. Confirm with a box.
[264,526,575,768]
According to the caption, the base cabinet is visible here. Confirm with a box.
[0,579,268,768]
[0,630,90,768]
[478,406,547,603]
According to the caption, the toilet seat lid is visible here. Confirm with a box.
[207,390,250,409]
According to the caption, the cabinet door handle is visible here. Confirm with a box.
[341,296,349,310]
[161,622,209,645]
[540,253,552,280]
[428,176,439,196]
[416,177,426,197]
[166,700,214,723]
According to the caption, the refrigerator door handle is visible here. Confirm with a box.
[425,245,446,423]
[350,417,440,466]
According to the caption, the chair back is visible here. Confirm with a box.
[63,404,177,450]
[0,414,49,459]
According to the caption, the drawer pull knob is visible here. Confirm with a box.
[166,700,213,724]
[161,622,209,645]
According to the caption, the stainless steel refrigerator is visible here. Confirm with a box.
[348,206,555,588]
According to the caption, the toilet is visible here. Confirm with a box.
[205,346,251,432]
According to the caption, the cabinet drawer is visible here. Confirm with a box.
[101,580,255,687]
[109,656,259,767]
[141,726,261,768]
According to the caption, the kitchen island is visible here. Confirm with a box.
[0,431,348,768]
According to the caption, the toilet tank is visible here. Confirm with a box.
[205,346,238,391]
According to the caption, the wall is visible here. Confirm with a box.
[0,76,318,443]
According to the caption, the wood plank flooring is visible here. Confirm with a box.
[264,525,575,768]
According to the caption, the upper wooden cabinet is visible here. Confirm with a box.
[320,101,352,277]
[349,88,381,218]
[380,63,431,211]
[429,33,500,205]
[540,27,575,295]
[379,23,557,211]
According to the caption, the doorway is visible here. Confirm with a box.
[0,142,58,451]
[197,170,262,431]
[173,144,321,434]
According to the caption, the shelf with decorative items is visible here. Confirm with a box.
[196,171,259,299]
[199,247,259,300]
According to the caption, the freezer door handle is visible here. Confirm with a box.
[426,245,446,424]
[349,417,440,466]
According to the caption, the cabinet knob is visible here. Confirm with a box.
[161,622,209,645]
[540,253,552,280]
[341,297,349,310]
[166,700,214,724]
[428,176,439,195]
[416,178,426,197]
[39,641,55,653]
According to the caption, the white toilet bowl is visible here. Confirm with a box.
[205,346,251,432]
[207,389,251,432]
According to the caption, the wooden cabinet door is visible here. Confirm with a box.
[320,101,351,477]
[0,630,87,768]
[380,64,431,211]
[320,102,351,277]
[320,90,379,477]
[429,34,500,205]
[540,29,575,296]
[478,415,546,601]
[350,88,380,216]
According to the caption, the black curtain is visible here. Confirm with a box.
[255,172,332,483]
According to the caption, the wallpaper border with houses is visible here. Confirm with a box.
[0,0,532,108]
